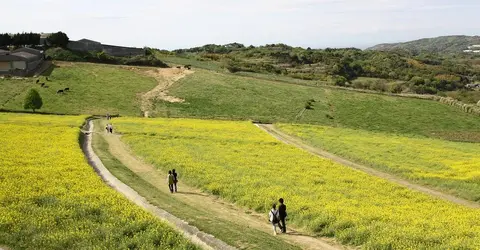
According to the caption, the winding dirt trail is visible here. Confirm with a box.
[140,67,193,117]
[95,120,344,250]
[257,124,480,209]
[83,120,234,250]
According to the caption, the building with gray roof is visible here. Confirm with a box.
[0,48,44,76]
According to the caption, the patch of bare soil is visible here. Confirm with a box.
[139,68,193,117]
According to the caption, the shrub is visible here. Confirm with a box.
[23,89,43,112]
[333,75,348,86]
[389,83,405,93]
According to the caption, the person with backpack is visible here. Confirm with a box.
[278,198,287,233]
[172,169,178,192]
[269,204,281,235]
[167,170,174,193]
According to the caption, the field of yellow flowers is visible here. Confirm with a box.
[276,123,480,202]
[115,117,480,249]
[0,113,197,249]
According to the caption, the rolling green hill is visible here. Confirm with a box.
[2,60,480,141]
[155,69,480,141]
[0,62,157,116]
[159,42,480,98]
[367,35,480,54]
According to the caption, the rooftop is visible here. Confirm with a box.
[77,38,101,44]
[14,47,42,56]
[11,51,39,61]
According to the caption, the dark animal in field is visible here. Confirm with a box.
[64,87,70,92]
[41,83,45,87]
[184,64,192,69]
[176,66,181,69]
[36,79,40,84]
[57,90,64,94]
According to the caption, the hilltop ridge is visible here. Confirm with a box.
[367,35,480,54]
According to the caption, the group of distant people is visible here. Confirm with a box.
[167,169,179,193]
[105,113,114,133]
[269,198,287,235]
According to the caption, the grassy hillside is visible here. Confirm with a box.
[156,69,480,141]
[161,42,480,98]
[368,35,480,54]
[0,62,157,116]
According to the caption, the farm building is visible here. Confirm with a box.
[67,38,145,57]
[0,48,44,76]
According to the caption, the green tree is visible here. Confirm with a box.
[0,33,12,47]
[23,89,43,112]
[47,32,69,48]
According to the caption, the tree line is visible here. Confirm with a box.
[171,43,480,94]
[0,32,69,48]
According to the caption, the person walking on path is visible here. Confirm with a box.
[278,198,287,233]
[269,204,281,235]
[167,170,174,193]
[109,124,113,134]
[105,124,109,133]
[172,169,178,192]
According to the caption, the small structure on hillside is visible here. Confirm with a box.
[67,38,145,57]
[0,48,44,76]
[464,45,480,53]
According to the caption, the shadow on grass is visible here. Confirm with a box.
[175,191,208,197]
[40,62,57,76]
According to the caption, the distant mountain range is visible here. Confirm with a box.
[367,35,480,54]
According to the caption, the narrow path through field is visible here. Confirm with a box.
[95,120,344,250]
[83,120,233,250]
[140,67,193,117]
[257,124,480,209]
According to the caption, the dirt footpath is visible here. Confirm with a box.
[96,120,344,250]
[83,120,234,250]
[257,124,480,209]
[140,67,193,117]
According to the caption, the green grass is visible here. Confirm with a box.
[156,69,480,141]
[0,62,158,116]
[0,78,31,107]
[233,71,329,87]
[277,123,480,201]
[91,120,300,250]
[156,54,224,71]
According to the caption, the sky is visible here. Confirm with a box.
[3,0,479,50]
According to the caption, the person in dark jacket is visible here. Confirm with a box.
[172,169,178,192]
[167,170,174,193]
[278,198,287,233]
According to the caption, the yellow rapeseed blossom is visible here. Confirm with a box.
[115,117,480,249]
[276,123,480,201]
[0,113,196,249]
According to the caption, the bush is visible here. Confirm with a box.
[23,89,43,112]
[369,81,387,92]
[389,82,405,93]
[333,75,348,86]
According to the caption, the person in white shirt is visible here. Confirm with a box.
[269,204,281,235]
